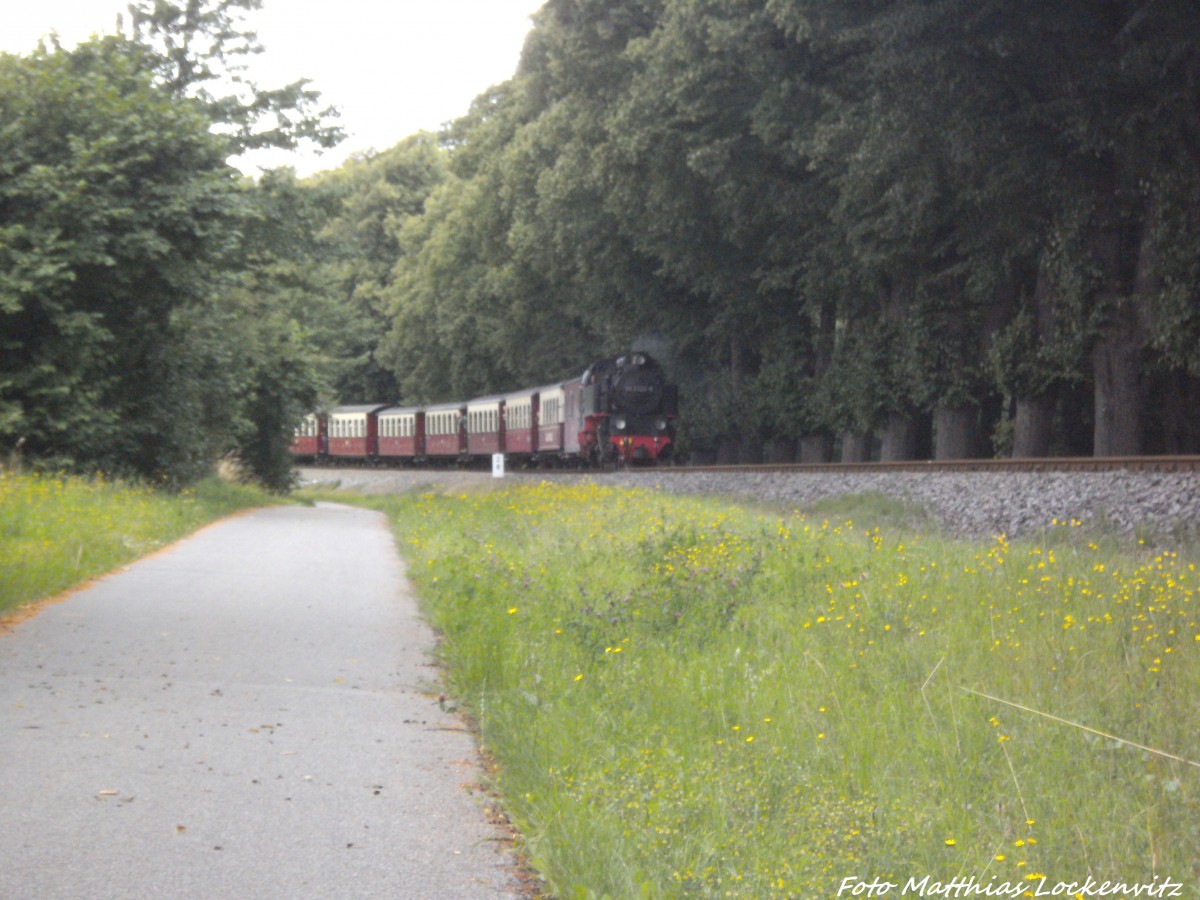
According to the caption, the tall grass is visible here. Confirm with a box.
[376,482,1200,898]
[1,468,273,614]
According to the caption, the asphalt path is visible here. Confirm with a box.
[0,504,523,899]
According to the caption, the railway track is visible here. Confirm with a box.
[634,455,1200,475]
[302,454,1200,477]
[300,457,1200,538]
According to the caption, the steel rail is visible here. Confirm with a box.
[631,455,1200,475]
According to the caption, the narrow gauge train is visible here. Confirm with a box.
[291,353,679,467]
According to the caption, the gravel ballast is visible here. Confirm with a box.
[300,466,1200,540]
[603,469,1200,539]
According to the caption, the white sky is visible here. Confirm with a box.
[3,0,544,176]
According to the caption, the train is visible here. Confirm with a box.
[290,352,679,467]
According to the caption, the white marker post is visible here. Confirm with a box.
[492,453,505,479]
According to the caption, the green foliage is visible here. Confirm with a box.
[125,0,343,155]
[1141,175,1200,376]
[10,0,1199,473]
[0,2,343,488]
[383,82,623,402]
[319,137,449,400]
[0,38,239,482]
[363,0,1200,454]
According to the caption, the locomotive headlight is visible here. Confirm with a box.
[613,417,627,431]
[655,418,668,432]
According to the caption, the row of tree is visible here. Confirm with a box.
[5,0,1200,484]
[258,0,1200,460]
[453,0,1200,461]
[329,0,1200,463]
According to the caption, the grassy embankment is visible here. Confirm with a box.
[1,468,274,617]
[367,481,1199,898]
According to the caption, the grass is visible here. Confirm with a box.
[357,481,1200,898]
[0,467,275,616]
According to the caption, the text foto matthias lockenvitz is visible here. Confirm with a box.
[837,874,1186,898]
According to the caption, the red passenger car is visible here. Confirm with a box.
[536,384,566,458]
[326,404,389,462]
[562,376,585,458]
[377,406,424,462]
[466,396,505,456]
[503,389,537,458]
[290,413,326,460]
[424,401,466,459]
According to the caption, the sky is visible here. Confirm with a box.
[3,0,544,176]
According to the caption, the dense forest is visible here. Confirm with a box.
[4,0,1200,485]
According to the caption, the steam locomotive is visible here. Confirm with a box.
[291,353,678,467]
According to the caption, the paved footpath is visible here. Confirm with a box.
[0,504,523,900]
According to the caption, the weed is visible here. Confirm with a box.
[374,482,1200,897]
[0,468,273,614]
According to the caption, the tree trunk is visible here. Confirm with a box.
[840,432,870,462]
[1088,183,1150,458]
[763,437,797,463]
[1010,259,1057,459]
[799,433,834,463]
[1091,311,1142,456]
[1012,396,1054,458]
[815,298,836,373]
[1159,370,1200,453]
[879,412,923,461]
[933,405,981,459]
[716,433,741,465]
[738,434,764,464]
[869,276,920,463]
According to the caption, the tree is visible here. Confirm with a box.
[1,1,344,486]
[125,0,343,156]
[317,137,448,400]
[362,0,1200,460]
[0,37,242,482]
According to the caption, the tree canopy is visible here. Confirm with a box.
[374,0,1200,461]
[0,1,341,487]
[4,0,1199,481]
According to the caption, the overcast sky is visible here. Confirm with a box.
[3,0,544,176]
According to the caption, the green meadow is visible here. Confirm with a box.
[373,481,1200,898]
[6,467,1197,896]
[0,468,272,616]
